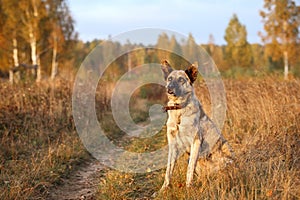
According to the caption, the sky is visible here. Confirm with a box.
[68,0,265,45]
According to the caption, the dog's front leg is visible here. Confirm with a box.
[152,133,178,197]
[162,135,178,189]
[161,128,179,189]
[186,136,201,187]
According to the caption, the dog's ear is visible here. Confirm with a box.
[161,59,173,80]
[185,64,198,84]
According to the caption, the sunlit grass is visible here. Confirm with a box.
[0,80,89,199]
[0,77,299,199]
[96,77,300,199]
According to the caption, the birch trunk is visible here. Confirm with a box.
[13,38,19,66]
[9,70,14,84]
[13,38,20,81]
[283,50,288,80]
[29,26,40,81]
[9,38,20,84]
[51,32,58,80]
[283,21,289,80]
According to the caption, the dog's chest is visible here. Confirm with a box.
[167,104,201,132]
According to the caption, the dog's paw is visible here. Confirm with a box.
[152,184,170,198]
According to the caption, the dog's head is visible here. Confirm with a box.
[161,59,198,99]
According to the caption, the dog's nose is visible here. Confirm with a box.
[167,83,175,90]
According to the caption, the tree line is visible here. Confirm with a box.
[0,0,299,82]
[0,0,77,83]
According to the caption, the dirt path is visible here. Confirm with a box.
[47,113,163,199]
[47,159,105,200]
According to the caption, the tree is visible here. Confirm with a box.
[0,0,77,82]
[224,14,252,68]
[156,33,170,60]
[45,0,77,80]
[169,35,185,68]
[183,33,199,62]
[251,43,265,69]
[205,34,226,70]
[170,35,182,56]
[0,0,23,83]
[207,34,215,55]
[18,0,47,82]
[260,0,300,79]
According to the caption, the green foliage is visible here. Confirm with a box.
[224,14,253,68]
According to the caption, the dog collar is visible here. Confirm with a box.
[162,103,183,112]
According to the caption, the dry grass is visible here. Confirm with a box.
[0,80,88,199]
[96,77,300,200]
[0,77,299,199]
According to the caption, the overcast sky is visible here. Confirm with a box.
[68,0,265,45]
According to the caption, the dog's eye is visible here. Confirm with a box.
[178,77,185,83]
[168,77,173,81]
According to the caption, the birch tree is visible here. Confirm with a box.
[45,0,76,80]
[1,0,22,83]
[0,0,77,82]
[18,0,48,82]
[260,0,300,79]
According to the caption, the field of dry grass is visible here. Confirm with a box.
[96,77,300,199]
[0,77,299,199]
[0,80,89,199]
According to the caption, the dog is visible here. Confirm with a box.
[157,60,234,195]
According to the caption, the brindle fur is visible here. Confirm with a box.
[157,60,234,195]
